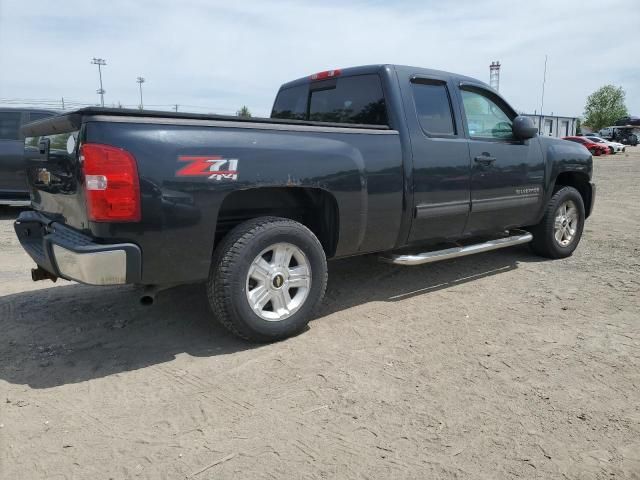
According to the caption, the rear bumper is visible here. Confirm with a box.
[14,210,141,285]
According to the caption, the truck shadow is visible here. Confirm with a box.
[0,245,544,389]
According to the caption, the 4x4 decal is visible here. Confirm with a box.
[177,155,238,181]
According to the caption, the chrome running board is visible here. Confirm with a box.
[381,229,533,266]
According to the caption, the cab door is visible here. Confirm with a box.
[457,85,545,234]
[402,76,471,243]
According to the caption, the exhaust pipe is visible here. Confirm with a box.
[139,283,179,306]
[31,266,58,282]
[140,285,158,306]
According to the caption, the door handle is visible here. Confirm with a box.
[474,155,496,165]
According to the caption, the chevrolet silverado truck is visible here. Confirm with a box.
[15,64,595,342]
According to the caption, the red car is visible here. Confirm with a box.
[562,136,609,156]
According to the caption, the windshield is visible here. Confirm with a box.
[587,137,604,143]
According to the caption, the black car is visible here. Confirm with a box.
[0,108,58,205]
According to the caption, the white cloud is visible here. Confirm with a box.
[0,0,638,117]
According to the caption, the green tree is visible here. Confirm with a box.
[575,118,581,134]
[583,85,628,130]
[236,105,251,118]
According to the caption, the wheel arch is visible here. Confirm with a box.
[214,186,340,257]
[552,171,594,218]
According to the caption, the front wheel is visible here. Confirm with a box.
[529,186,585,259]
[207,217,327,342]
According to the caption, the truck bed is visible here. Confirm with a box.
[21,107,391,138]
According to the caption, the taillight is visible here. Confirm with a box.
[310,69,341,81]
[81,143,141,222]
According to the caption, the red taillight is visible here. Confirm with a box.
[310,69,341,81]
[81,143,141,222]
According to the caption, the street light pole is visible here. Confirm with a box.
[91,58,107,107]
[136,77,145,110]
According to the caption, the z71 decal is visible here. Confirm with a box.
[176,155,239,181]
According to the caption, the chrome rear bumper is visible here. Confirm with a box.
[14,210,141,285]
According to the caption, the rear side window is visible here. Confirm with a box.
[0,112,22,140]
[411,80,456,135]
[271,74,388,126]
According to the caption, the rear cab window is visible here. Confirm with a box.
[272,74,388,126]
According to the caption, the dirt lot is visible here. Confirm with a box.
[1,150,639,480]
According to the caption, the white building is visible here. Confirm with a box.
[523,114,578,138]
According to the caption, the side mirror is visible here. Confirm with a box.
[512,115,538,139]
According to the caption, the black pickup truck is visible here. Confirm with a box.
[15,64,595,342]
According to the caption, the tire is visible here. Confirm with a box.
[529,186,585,259]
[589,148,599,156]
[207,216,327,342]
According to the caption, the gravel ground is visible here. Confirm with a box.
[1,149,639,479]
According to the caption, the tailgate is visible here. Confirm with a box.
[22,113,88,230]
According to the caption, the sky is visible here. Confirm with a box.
[0,0,638,118]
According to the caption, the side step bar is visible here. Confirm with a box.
[381,230,533,266]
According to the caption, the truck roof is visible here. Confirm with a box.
[278,64,490,90]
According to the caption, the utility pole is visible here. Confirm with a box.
[61,97,65,110]
[174,104,179,112]
[136,77,145,110]
[91,58,107,107]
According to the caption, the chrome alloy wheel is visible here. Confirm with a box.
[245,242,311,321]
[554,200,579,247]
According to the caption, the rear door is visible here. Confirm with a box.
[457,85,545,234]
[401,75,471,243]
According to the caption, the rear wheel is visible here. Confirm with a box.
[207,217,327,342]
[529,186,585,259]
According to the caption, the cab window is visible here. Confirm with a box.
[308,75,387,125]
[410,79,456,135]
[272,74,388,126]
[460,89,514,140]
[0,112,22,140]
